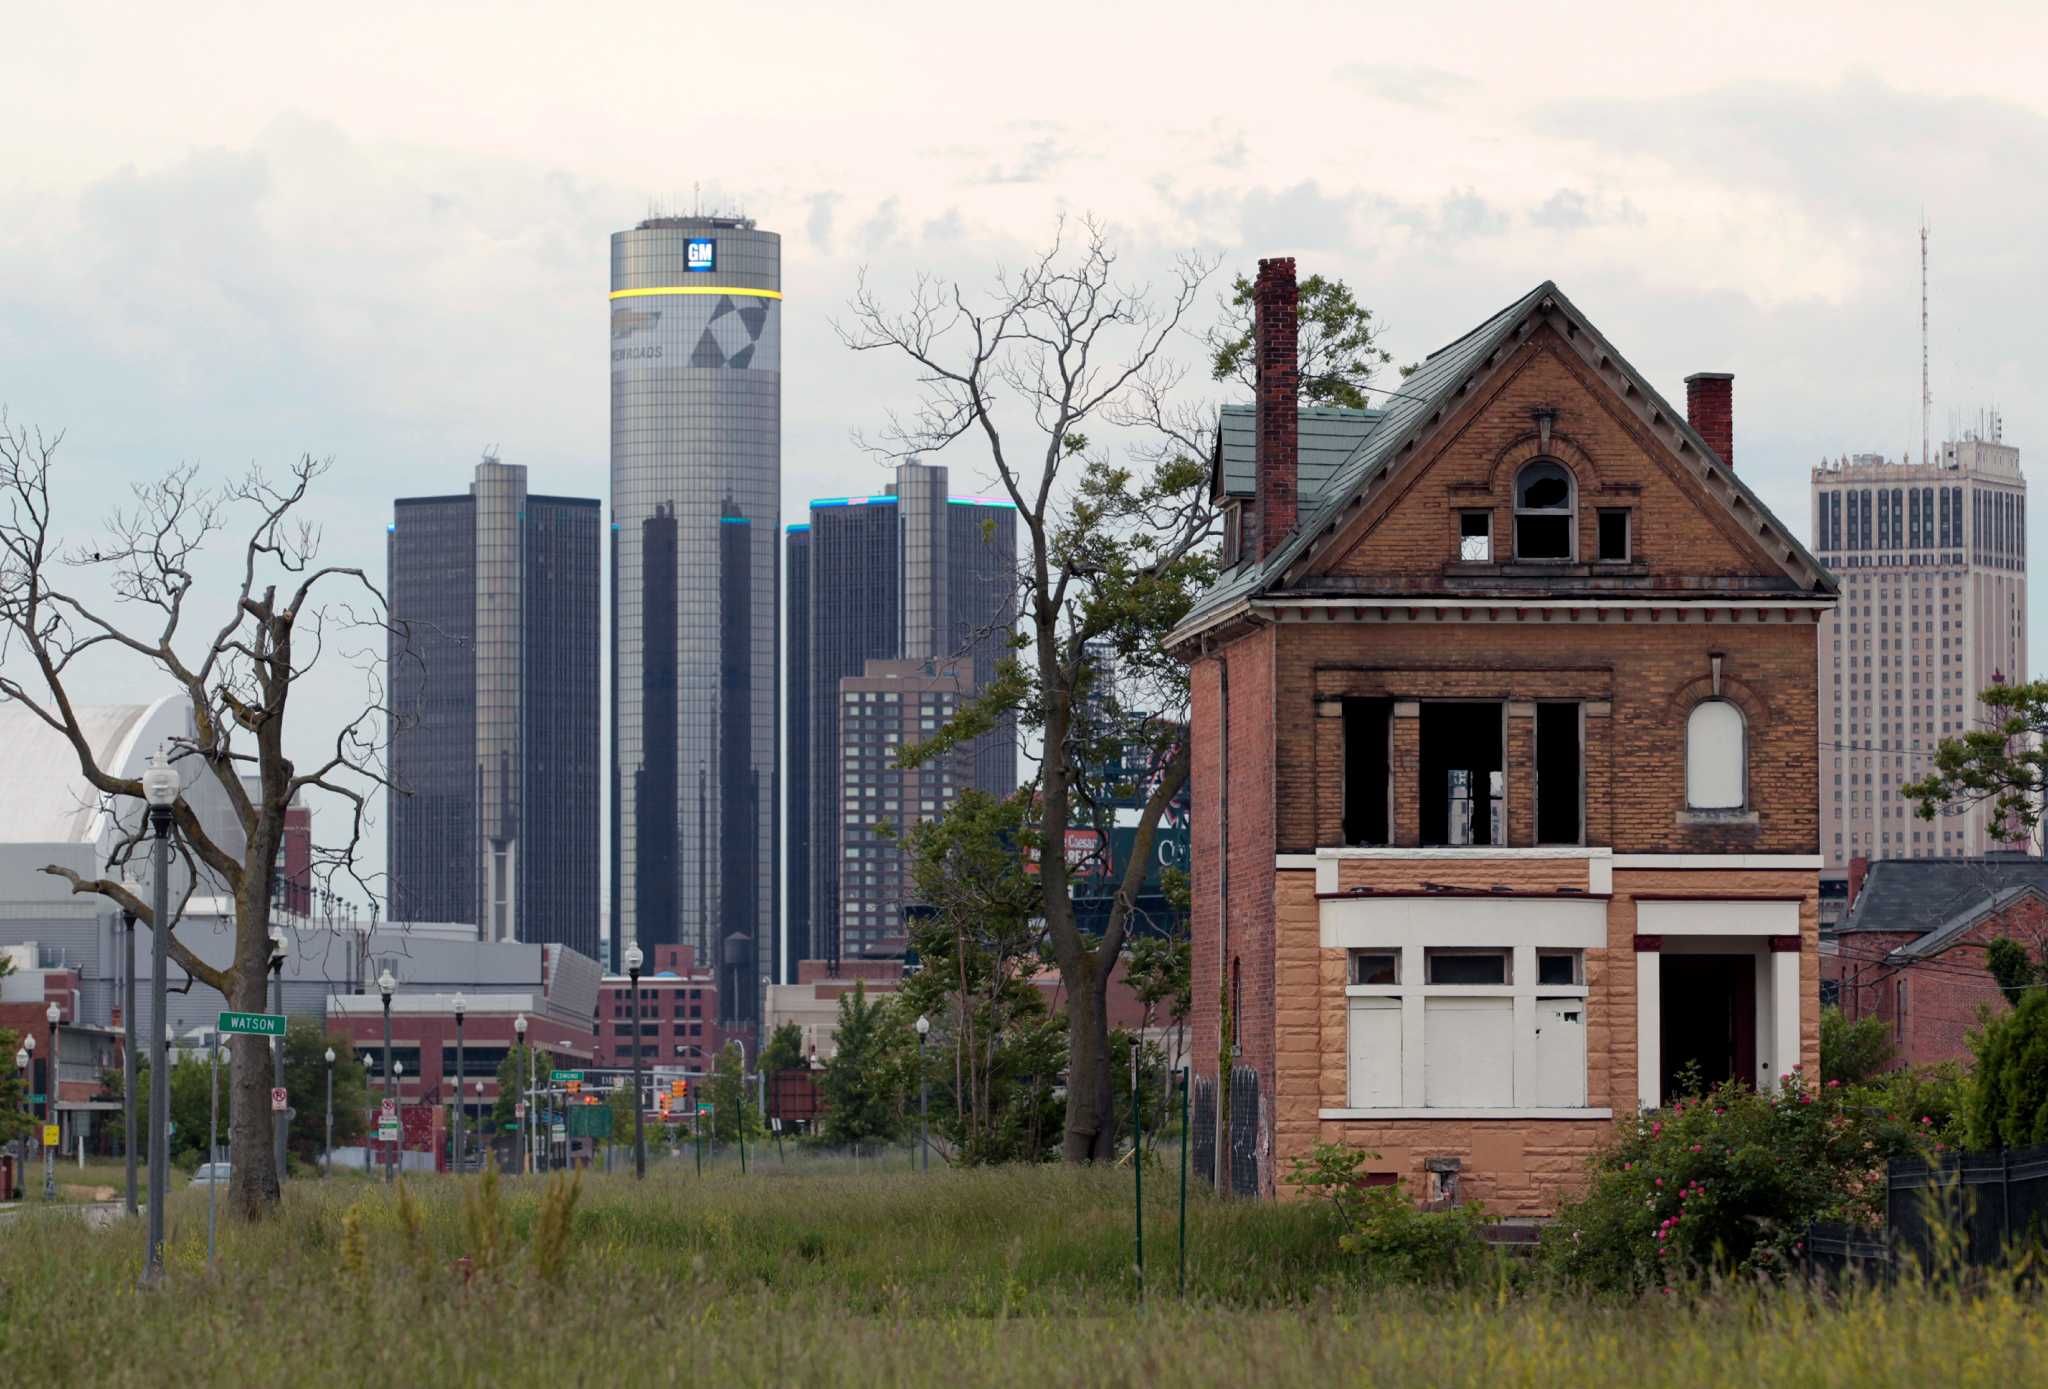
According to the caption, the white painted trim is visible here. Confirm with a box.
[1275,854,1319,869]
[1772,949,1802,1091]
[1321,895,1609,950]
[1635,899,1800,937]
[1636,951,1661,1111]
[1318,1107,1615,1121]
[1316,846,1613,860]
[1346,983,1588,999]
[1612,853,1824,870]
[1588,857,1614,895]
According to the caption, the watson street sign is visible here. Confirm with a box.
[218,1011,287,1037]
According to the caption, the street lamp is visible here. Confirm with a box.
[140,748,178,1287]
[514,1013,529,1176]
[451,992,466,1176]
[13,1045,26,1200]
[914,1014,931,1172]
[625,943,645,1180]
[269,925,288,1184]
[323,1047,335,1176]
[116,875,142,1218]
[44,1000,61,1200]
[378,968,396,1184]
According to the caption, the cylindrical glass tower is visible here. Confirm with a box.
[610,215,779,1031]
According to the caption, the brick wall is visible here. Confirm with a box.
[1830,893,2048,1069]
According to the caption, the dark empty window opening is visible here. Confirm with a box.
[1515,460,1574,560]
[1459,510,1492,562]
[1342,698,1392,845]
[1535,702,1582,845]
[1426,949,1509,985]
[1597,509,1630,562]
[1419,702,1502,846]
[1350,951,1398,985]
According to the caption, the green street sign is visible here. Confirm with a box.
[28,1093,45,1105]
[218,1011,286,1037]
[552,1070,584,1083]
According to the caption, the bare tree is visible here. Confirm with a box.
[840,221,1219,1161]
[0,415,394,1217]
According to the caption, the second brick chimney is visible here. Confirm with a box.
[1684,371,1734,468]
[1254,257,1300,558]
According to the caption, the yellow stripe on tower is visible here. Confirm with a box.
[608,286,783,301]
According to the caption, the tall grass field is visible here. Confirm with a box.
[0,1160,2039,1386]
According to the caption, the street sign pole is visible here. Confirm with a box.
[207,1033,219,1273]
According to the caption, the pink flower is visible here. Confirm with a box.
[1651,1122,1663,1138]
[1655,1177,1664,1187]
[1827,1079,1841,1088]
[1921,1116,1933,1126]
[1800,1094,1814,1105]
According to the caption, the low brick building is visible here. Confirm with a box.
[1823,855,2048,1068]
[1170,264,1832,1213]
[595,945,731,1071]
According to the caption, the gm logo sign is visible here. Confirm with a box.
[686,238,716,272]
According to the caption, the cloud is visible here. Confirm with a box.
[1335,63,1473,110]
[972,134,1075,185]
[1528,187,1644,230]
[806,191,841,254]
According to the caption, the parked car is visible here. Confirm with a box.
[190,1162,231,1187]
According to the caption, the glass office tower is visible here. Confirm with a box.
[783,523,811,983]
[387,458,601,957]
[610,215,780,1032]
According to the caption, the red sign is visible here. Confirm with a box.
[1025,829,1107,876]
[270,1087,288,1113]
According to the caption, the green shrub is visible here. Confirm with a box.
[1966,988,2048,1149]
[1820,1005,1895,1085]
[1843,1062,1969,1152]
[1543,1070,1921,1293]
[1286,1143,1495,1287]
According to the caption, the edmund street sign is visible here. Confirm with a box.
[218,1011,287,1038]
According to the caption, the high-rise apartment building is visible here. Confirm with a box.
[836,660,976,960]
[1812,428,2026,869]
[387,458,601,956]
[785,463,1018,971]
[610,215,780,1032]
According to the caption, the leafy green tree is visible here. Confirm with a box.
[706,1040,763,1142]
[1207,270,1393,408]
[135,1052,225,1163]
[760,1021,806,1076]
[1125,931,1192,1148]
[493,1044,553,1128]
[818,982,911,1146]
[0,1025,28,1146]
[1818,1005,1896,1085]
[282,1019,366,1163]
[1984,937,2042,1008]
[1965,989,2048,1149]
[1903,680,2048,847]
[606,1081,638,1151]
[845,223,1224,1160]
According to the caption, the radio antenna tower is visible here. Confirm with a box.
[1920,217,1931,468]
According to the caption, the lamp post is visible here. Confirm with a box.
[118,876,141,1217]
[474,1080,485,1173]
[141,748,177,1287]
[323,1047,335,1175]
[269,925,287,1183]
[13,1045,27,1201]
[378,968,396,1184]
[42,1000,60,1200]
[452,993,466,1176]
[914,1014,931,1172]
[514,1013,528,1176]
[625,944,645,1180]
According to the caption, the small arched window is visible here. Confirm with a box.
[1514,460,1575,559]
[1686,700,1746,809]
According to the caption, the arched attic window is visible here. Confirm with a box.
[1514,460,1575,560]
[1685,700,1746,809]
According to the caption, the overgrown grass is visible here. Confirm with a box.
[0,1161,2041,1386]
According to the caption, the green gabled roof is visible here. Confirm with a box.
[1215,405,1385,502]
[1172,280,1835,646]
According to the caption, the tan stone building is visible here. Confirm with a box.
[1169,263,1833,1213]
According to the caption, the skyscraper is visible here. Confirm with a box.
[610,215,780,1032]
[786,462,1018,969]
[783,522,811,985]
[387,457,601,956]
[1812,426,2026,870]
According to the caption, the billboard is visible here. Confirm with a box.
[686,237,716,272]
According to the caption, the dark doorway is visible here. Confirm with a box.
[1342,698,1391,845]
[1419,702,1502,846]
[1660,954,1756,1101]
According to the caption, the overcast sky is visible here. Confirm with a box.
[4,1,2044,906]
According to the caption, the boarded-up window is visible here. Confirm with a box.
[1534,999,1586,1107]
[1686,700,1746,809]
[1347,999,1402,1108]
[1423,998,1513,1107]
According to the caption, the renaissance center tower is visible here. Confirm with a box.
[610,214,780,1032]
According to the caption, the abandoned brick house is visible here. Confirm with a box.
[1170,261,1834,1213]
[1823,854,2048,1070]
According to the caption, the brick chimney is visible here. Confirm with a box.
[1253,257,1299,557]
[1684,371,1733,468]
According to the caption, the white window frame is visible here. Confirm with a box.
[1685,699,1747,810]
[1325,900,1610,1119]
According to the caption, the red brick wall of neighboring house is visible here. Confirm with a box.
[1830,894,2048,1070]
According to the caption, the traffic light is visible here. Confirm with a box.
[670,1078,686,1097]
[565,1078,581,1095]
